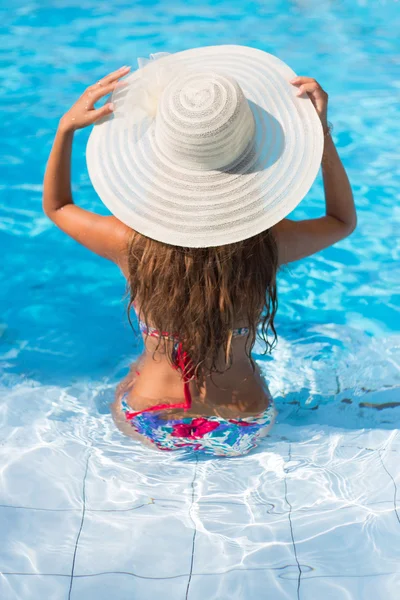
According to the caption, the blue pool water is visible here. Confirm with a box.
[1,1,399,598]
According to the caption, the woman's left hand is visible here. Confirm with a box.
[59,65,131,133]
[290,76,329,132]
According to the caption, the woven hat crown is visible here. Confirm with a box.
[155,71,255,171]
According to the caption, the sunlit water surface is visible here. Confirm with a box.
[0,1,399,599]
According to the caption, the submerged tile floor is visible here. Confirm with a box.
[0,400,399,600]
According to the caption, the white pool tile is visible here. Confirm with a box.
[336,429,399,451]
[73,504,193,579]
[0,440,87,509]
[378,446,400,488]
[0,574,69,600]
[70,573,188,600]
[292,505,399,577]
[299,572,400,600]
[194,452,288,513]
[253,467,291,514]
[0,506,81,574]
[285,444,395,509]
[187,569,299,600]
[192,502,294,574]
[84,446,196,510]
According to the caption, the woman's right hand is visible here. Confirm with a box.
[59,65,131,133]
[290,76,329,132]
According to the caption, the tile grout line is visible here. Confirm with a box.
[284,443,302,600]
[185,456,199,600]
[378,449,400,525]
[67,449,90,600]
[0,495,394,515]
[0,502,151,513]
[0,505,81,512]
[1,568,397,581]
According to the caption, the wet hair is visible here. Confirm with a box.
[127,229,278,382]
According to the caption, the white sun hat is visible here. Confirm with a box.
[86,45,323,248]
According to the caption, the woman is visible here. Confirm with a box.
[43,46,356,456]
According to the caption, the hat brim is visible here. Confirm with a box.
[87,45,323,247]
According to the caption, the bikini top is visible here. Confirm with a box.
[127,319,250,419]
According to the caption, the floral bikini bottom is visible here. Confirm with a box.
[120,318,277,457]
[121,394,277,457]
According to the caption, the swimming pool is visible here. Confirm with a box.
[1,0,399,598]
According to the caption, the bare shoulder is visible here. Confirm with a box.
[46,202,133,266]
[105,216,133,270]
[107,215,133,249]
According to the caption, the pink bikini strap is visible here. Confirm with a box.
[124,341,193,419]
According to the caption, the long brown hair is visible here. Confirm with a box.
[127,229,278,381]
